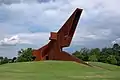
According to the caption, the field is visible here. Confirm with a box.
[0,61,120,80]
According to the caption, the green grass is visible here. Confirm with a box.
[0,61,120,80]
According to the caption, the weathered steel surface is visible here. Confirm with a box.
[32,8,88,65]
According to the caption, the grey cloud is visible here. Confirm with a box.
[0,0,21,5]
[73,12,120,48]
[0,0,54,5]
[0,0,120,57]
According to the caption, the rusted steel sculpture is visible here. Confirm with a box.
[32,8,89,65]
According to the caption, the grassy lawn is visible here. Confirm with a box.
[0,61,120,80]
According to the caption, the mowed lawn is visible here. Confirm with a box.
[0,61,120,80]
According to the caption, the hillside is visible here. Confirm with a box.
[0,61,120,80]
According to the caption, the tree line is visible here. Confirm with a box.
[0,48,34,65]
[72,43,120,66]
[0,43,120,66]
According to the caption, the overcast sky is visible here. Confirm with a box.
[0,0,120,58]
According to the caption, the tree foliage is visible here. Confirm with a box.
[16,48,34,62]
[72,43,120,66]
[88,55,98,62]
[0,57,9,65]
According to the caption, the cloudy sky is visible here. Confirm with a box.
[0,0,120,58]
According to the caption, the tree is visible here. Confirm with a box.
[107,55,117,65]
[17,48,34,62]
[89,48,100,61]
[3,57,9,63]
[115,56,120,65]
[11,57,17,63]
[88,54,98,62]
[0,56,3,60]
[72,51,80,58]
[99,47,113,63]
[72,43,120,66]
[112,43,120,65]
[72,51,84,60]
[113,43,120,51]
[0,57,9,64]
[80,48,90,61]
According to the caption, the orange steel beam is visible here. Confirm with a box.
[32,8,89,65]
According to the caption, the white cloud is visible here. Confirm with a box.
[112,38,120,44]
[0,32,50,46]
[0,35,32,46]
[0,35,19,46]
[11,32,49,45]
